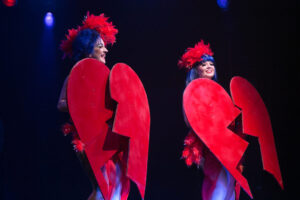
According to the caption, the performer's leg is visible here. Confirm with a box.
[210,168,235,200]
[223,169,235,200]
[101,157,124,200]
[110,162,122,200]
[87,187,104,200]
[75,149,126,200]
[76,151,104,200]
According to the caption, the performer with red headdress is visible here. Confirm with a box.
[179,41,238,200]
[58,12,150,200]
[179,41,283,200]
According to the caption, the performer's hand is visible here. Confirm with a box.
[57,76,69,112]
[57,99,68,112]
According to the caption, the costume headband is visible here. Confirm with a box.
[60,12,118,58]
[178,40,214,70]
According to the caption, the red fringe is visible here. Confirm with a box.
[61,122,85,152]
[61,122,76,136]
[182,131,206,167]
[72,138,85,152]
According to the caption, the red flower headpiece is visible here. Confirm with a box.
[60,12,118,58]
[178,40,214,70]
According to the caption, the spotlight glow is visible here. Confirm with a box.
[2,0,17,7]
[217,0,229,11]
[44,12,54,28]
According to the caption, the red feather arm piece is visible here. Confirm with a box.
[183,78,252,198]
[67,58,117,200]
[230,76,284,189]
[182,130,206,167]
[109,63,150,199]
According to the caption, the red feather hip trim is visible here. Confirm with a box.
[182,130,206,167]
[61,121,85,152]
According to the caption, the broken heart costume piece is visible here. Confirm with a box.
[179,41,238,200]
[179,41,283,200]
[59,13,150,200]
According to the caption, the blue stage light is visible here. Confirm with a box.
[217,0,229,11]
[44,12,54,27]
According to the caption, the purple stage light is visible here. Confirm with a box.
[44,12,54,27]
[217,0,229,11]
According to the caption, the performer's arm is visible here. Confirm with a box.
[182,106,191,128]
[57,76,69,112]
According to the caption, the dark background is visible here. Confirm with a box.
[0,0,295,199]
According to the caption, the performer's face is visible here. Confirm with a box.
[91,38,108,64]
[197,61,215,79]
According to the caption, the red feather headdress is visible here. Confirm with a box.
[178,40,214,70]
[60,12,118,58]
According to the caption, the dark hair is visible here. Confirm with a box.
[185,55,217,86]
[72,29,100,62]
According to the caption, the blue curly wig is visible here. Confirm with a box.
[72,29,100,62]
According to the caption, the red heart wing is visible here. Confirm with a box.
[109,63,150,199]
[183,78,252,198]
[67,58,116,199]
[230,76,283,189]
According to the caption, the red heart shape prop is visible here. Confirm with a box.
[110,63,150,199]
[183,78,252,198]
[67,59,150,200]
[67,58,116,199]
[230,76,283,189]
